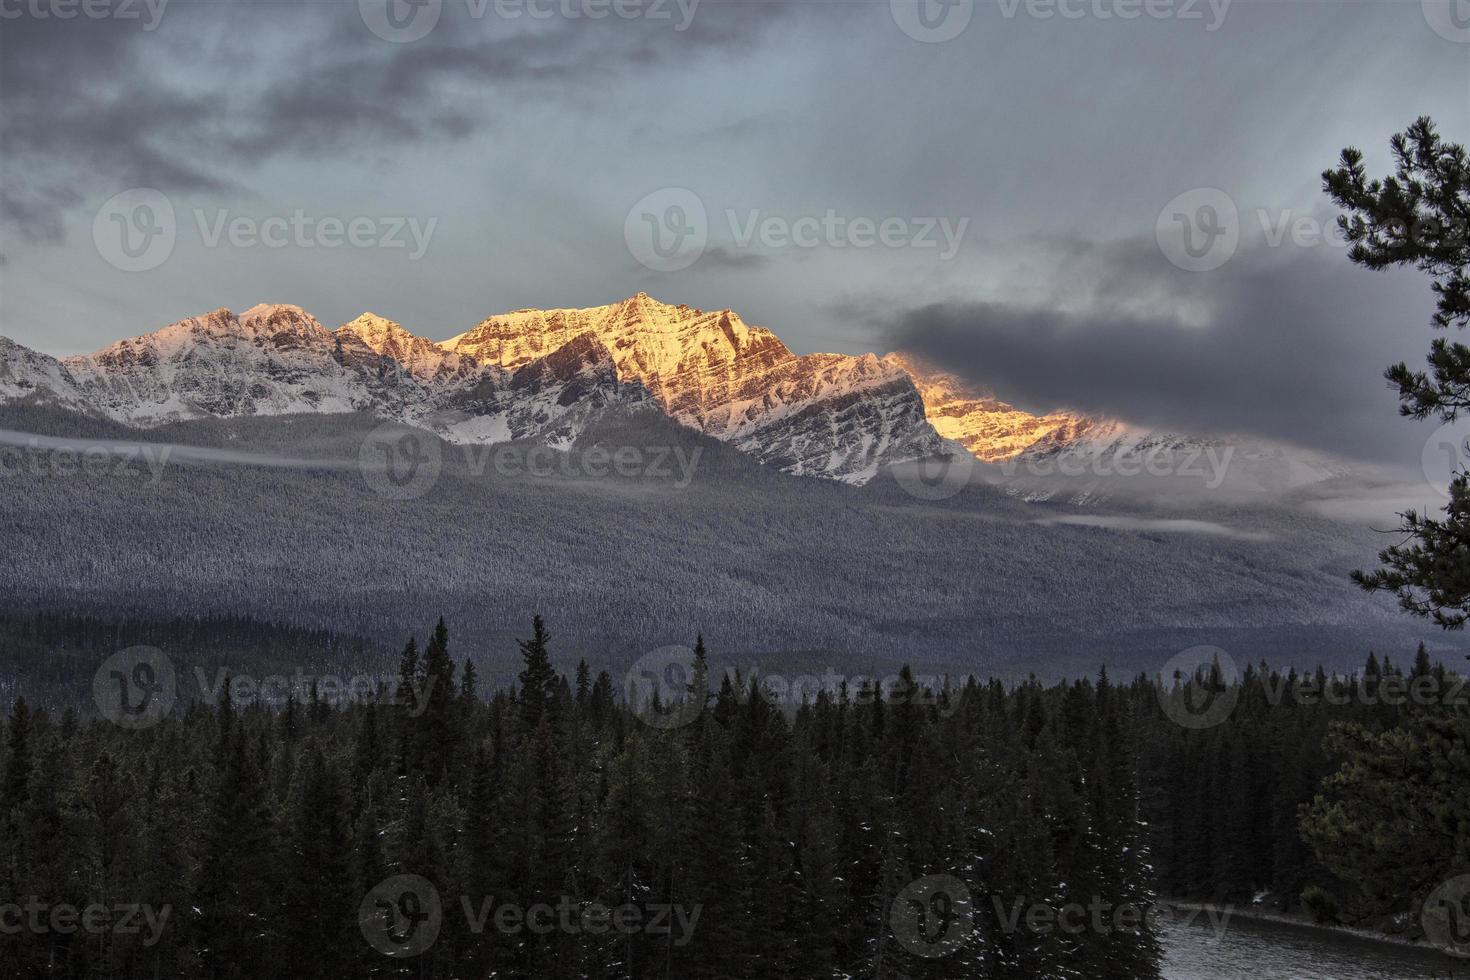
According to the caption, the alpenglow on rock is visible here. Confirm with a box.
[1,293,1249,486]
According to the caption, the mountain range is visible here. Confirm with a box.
[0,292,1425,678]
[0,293,1348,496]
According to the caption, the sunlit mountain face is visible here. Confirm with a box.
[0,292,1363,500]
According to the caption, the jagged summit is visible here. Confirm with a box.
[439,294,935,481]
[884,351,1104,462]
[3,294,1313,489]
[336,312,479,383]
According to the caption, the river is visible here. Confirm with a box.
[1161,906,1469,979]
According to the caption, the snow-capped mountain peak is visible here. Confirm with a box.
[0,294,1360,493]
[884,351,1103,462]
[336,312,480,384]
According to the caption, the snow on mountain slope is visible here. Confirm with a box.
[0,294,1362,493]
[336,313,483,385]
[884,352,1101,462]
[884,350,1355,501]
[1007,419,1356,500]
[27,305,638,447]
[59,305,384,423]
[443,293,948,482]
[437,332,653,446]
[0,337,91,411]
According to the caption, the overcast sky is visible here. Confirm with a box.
[0,0,1465,464]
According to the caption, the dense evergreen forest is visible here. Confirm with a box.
[1,616,1466,978]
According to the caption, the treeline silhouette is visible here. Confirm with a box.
[2,617,1159,979]
[2,616,1463,978]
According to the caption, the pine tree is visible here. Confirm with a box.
[517,615,558,732]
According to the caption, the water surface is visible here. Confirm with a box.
[1161,906,1468,979]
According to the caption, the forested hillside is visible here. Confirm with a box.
[2,615,1464,978]
[0,403,1426,678]
[1,618,1163,979]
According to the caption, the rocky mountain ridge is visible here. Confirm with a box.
[0,294,1345,491]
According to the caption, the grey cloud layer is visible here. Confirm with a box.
[0,0,1461,452]
[884,242,1442,465]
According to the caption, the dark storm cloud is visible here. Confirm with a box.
[0,0,799,239]
[697,245,770,270]
[883,240,1442,465]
